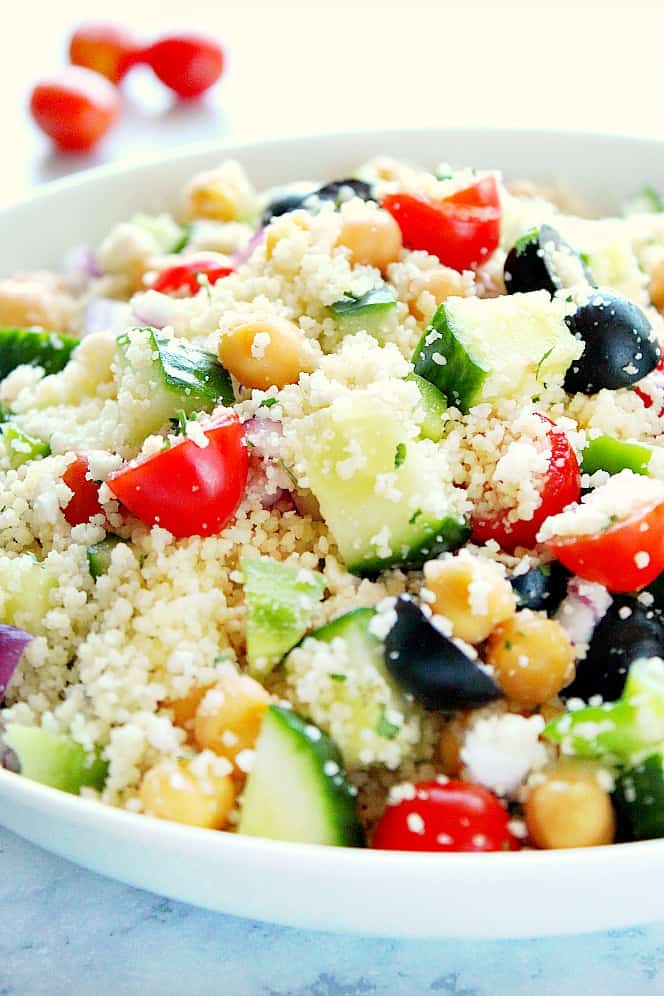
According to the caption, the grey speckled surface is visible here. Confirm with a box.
[0,828,662,996]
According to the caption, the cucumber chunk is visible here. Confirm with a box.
[329,286,396,336]
[408,373,447,442]
[87,536,125,579]
[242,556,326,678]
[413,292,582,412]
[284,607,425,768]
[117,327,234,441]
[614,752,664,840]
[582,435,652,476]
[0,327,79,380]
[0,425,50,469]
[2,724,108,794]
[237,705,364,846]
[294,391,468,575]
[0,554,58,634]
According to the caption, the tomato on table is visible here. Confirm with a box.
[29,67,120,152]
[69,22,140,84]
[471,416,581,553]
[152,259,234,295]
[547,499,664,592]
[381,176,501,272]
[372,780,519,852]
[142,34,225,98]
[62,456,104,526]
[108,411,248,538]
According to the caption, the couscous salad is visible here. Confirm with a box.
[1,157,664,852]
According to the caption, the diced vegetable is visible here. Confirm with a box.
[0,625,33,700]
[152,259,234,295]
[614,752,664,840]
[86,536,125,579]
[62,456,103,526]
[582,435,652,477]
[242,556,326,678]
[1,425,50,469]
[544,657,664,762]
[408,373,447,443]
[237,705,364,846]
[0,327,79,380]
[413,292,582,412]
[0,554,58,634]
[108,411,248,538]
[293,391,468,574]
[1,724,108,794]
[328,286,396,336]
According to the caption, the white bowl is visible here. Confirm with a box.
[1,128,663,938]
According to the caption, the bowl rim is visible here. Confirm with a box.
[2,123,664,870]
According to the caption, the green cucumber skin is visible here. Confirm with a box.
[87,536,124,579]
[151,329,234,407]
[582,435,652,476]
[614,753,664,840]
[408,373,447,442]
[309,606,376,643]
[329,286,396,318]
[413,305,487,412]
[348,514,470,577]
[0,328,79,380]
[3,724,108,794]
[238,705,364,847]
[1,425,50,469]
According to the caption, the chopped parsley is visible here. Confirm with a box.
[376,707,401,740]
[260,398,279,409]
[394,442,407,469]
[329,672,347,683]
[409,508,422,526]
[536,346,554,383]
[513,227,540,257]
[169,409,188,436]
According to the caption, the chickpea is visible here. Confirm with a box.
[166,684,215,735]
[424,555,516,645]
[194,672,270,764]
[140,757,235,829]
[0,274,74,329]
[337,206,402,270]
[439,716,468,777]
[181,161,256,222]
[649,257,664,312]
[411,267,467,321]
[218,317,315,390]
[485,610,575,708]
[525,763,615,849]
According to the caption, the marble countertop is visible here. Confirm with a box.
[0,826,662,995]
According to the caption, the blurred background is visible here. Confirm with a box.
[3,0,663,205]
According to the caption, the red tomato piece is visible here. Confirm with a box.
[381,177,501,272]
[69,22,140,84]
[108,412,248,538]
[372,780,519,853]
[62,456,104,526]
[142,34,225,98]
[471,416,581,553]
[547,499,664,592]
[29,67,120,152]
[635,354,664,415]
[152,260,234,296]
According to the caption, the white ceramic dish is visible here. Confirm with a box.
[1,128,664,938]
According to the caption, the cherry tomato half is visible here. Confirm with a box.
[152,260,234,296]
[69,22,140,84]
[142,34,225,99]
[547,498,664,592]
[108,412,248,538]
[29,67,120,152]
[372,780,519,853]
[382,176,501,272]
[62,456,104,526]
[471,416,581,553]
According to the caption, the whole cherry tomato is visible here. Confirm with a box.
[142,34,225,98]
[29,67,120,152]
[547,497,664,592]
[62,456,104,526]
[382,176,501,272]
[152,259,234,296]
[108,412,247,538]
[471,416,581,553]
[372,780,519,852]
[69,22,140,84]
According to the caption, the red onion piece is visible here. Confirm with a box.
[83,298,132,336]
[230,229,265,268]
[555,579,612,649]
[131,291,179,330]
[63,245,102,283]
[0,625,33,700]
